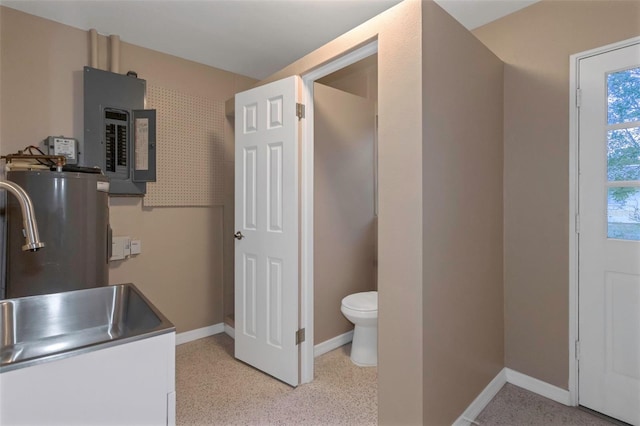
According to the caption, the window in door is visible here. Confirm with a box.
[606,66,640,240]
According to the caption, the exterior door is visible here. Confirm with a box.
[234,76,300,387]
[579,42,640,425]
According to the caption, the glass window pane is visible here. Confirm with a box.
[608,126,640,181]
[608,187,640,240]
[608,67,640,125]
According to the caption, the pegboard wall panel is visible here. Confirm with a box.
[144,84,225,207]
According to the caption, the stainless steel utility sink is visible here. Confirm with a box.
[0,283,174,372]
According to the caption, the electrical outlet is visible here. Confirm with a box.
[111,236,131,261]
[130,239,142,255]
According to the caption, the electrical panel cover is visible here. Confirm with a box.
[82,66,156,195]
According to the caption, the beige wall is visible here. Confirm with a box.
[0,2,502,423]
[223,112,236,323]
[314,83,376,344]
[262,1,504,423]
[473,0,640,389]
[262,1,424,422]
[421,2,505,424]
[317,55,378,101]
[0,6,256,332]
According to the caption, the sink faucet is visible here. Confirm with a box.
[0,180,45,251]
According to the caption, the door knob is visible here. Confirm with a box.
[234,231,245,240]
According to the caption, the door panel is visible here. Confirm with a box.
[579,42,640,425]
[234,76,299,387]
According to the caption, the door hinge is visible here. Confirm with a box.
[575,340,580,360]
[576,88,582,108]
[296,328,306,345]
[296,103,305,120]
[575,213,580,234]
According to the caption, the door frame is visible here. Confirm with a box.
[299,39,378,384]
[568,35,640,407]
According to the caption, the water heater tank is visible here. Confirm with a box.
[5,170,110,298]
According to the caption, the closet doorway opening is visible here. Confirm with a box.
[300,40,378,383]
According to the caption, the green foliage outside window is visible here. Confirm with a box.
[607,67,640,222]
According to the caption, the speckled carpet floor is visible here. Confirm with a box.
[176,333,377,425]
[476,384,619,426]
[176,335,620,426]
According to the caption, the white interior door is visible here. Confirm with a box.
[579,42,640,425]
[234,76,300,387]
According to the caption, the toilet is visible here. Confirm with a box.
[340,291,378,366]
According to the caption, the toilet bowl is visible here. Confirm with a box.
[341,291,378,367]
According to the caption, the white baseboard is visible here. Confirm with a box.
[220,326,350,355]
[452,369,507,426]
[453,367,572,425]
[224,323,235,339]
[505,368,571,405]
[314,330,354,358]
[175,323,224,345]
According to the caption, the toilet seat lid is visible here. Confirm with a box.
[342,291,377,312]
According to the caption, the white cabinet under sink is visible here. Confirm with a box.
[0,332,176,425]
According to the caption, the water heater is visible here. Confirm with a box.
[4,170,110,298]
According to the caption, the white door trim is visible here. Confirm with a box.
[300,39,378,384]
[568,35,640,407]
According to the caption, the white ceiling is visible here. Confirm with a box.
[0,0,539,80]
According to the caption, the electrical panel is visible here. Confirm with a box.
[82,66,156,195]
[104,108,129,178]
